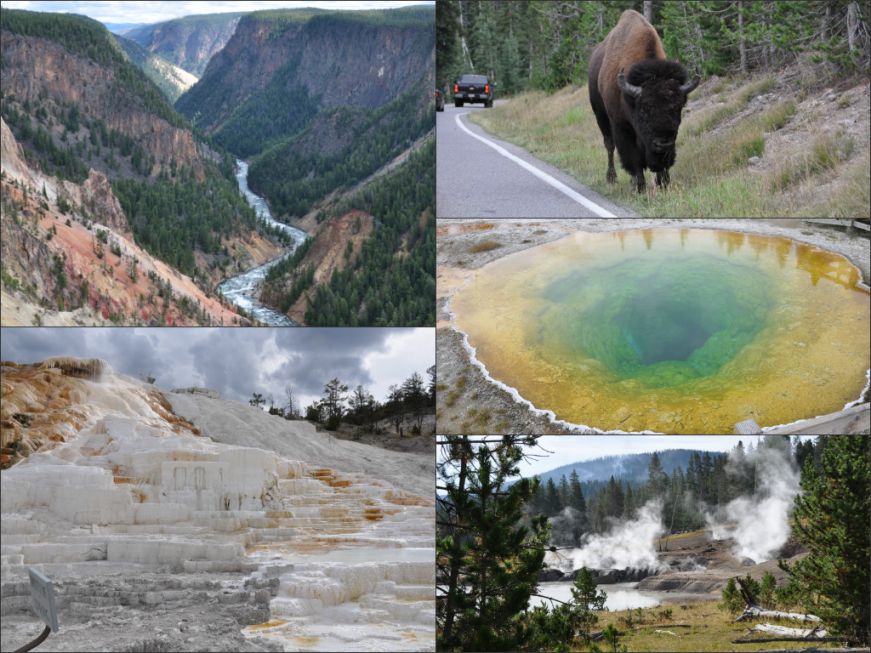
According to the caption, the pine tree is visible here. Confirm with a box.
[436,435,549,651]
[545,477,561,516]
[571,567,607,643]
[782,435,870,645]
[647,451,667,498]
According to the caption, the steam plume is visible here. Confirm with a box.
[549,501,665,571]
[707,446,799,562]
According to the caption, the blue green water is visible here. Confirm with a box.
[539,255,773,387]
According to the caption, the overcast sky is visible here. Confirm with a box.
[516,435,813,477]
[2,1,433,25]
[0,327,433,408]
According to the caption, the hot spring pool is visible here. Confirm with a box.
[451,228,870,433]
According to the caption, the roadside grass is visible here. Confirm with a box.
[469,76,866,218]
[592,600,840,653]
[797,151,871,217]
[769,130,855,191]
[682,77,775,137]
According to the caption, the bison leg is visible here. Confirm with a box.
[655,169,670,189]
[633,173,646,192]
[614,124,647,193]
[606,137,617,184]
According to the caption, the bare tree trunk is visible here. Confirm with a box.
[738,0,747,73]
[821,1,831,41]
[441,449,468,643]
[458,0,474,69]
[847,1,859,53]
[644,0,653,22]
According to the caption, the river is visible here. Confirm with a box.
[217,160,309,326]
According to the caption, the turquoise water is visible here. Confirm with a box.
[539,255,773,388]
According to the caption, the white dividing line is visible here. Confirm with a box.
[454,111,617,218]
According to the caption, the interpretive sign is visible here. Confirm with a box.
[28,567,59,632]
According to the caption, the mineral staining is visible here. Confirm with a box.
[452,229,870,433]
[0,361,434,651]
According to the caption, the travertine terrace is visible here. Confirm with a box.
[0,359,434,652]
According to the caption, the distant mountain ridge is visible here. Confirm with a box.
[533,450,714,486]
[124,12,243,76]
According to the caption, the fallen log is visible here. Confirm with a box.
[732,637,844,644]
[735,606,823,623]
[655,629,680,637]
[733,576,822,624]
[753,649,866,653]
[749,624,828,638]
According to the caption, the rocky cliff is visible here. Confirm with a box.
[1,118,258,327]
[113,34,198,103]
[124,12,242,76]
[0,25,203,179]
[176,6,435,157]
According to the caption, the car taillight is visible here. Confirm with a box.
[485,84,490,94]
[453,83,459,94]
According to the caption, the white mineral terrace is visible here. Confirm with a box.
[0,366,434,651]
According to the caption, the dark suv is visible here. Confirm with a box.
[453,74,493,108]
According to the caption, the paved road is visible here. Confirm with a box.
[437,103,636,218]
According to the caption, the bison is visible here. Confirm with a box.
[589,9,699,192]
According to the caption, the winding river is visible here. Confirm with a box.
[217,160,309,326]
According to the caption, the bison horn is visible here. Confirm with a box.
[679,74,700,94]
[617,68,642,98]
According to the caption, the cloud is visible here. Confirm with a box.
[4,1,433,25]
[0,327,433,407]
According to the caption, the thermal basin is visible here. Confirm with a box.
[451,228,870,433]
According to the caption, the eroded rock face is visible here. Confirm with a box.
[81,170,128,233]
[126,14,243,76]
[178,12,435,134]
[0,31,204,178]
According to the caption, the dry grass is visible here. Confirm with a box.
[591,600,841,653]
[681,77,774,137]
[769,130,856,191]
[469,76,867,218]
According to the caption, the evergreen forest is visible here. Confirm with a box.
[437,0,871,94]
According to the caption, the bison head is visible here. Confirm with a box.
[617,60,699,173]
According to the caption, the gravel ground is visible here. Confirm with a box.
[0,569,281,653]
[436,219,870,435]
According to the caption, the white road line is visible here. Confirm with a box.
[453,111,617,218]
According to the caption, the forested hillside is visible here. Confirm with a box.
[437,0,870,93]
[124,12,243,76]
[178,6,435,177]
[176,5,436,327]
[0,9,279,323]
[527,440,803,542]
[303,139,435,327]
[113,34,198,103]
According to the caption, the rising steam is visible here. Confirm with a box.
[707,446,799,563]
[549,501,665,572]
